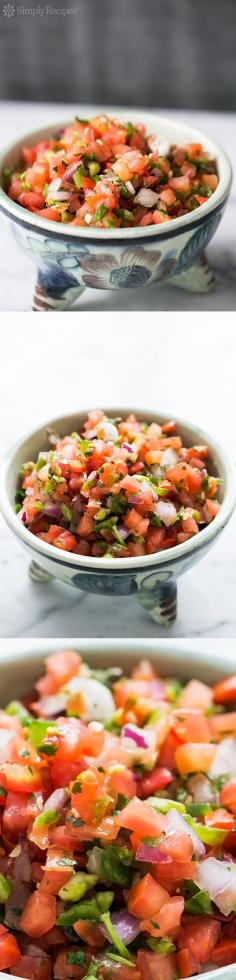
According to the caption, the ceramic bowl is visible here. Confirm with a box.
[0,637,236,980]
[0,109,232,310]
[0,407,236,627]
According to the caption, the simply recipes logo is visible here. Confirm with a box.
[2,3,78,14]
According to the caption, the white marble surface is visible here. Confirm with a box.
[0,313,236,639]
[0,101,235,311]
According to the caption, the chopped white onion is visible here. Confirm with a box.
[160,448,178,468]
[0,729,16,763]
[187,773,216,805]
[148,134,171,156]
[154,500,177,527]
[63,677,115,723]
[46,177,62,196]
[134,188,158,207]
[125,180,135,195]
[209,736,236,779]
[195,857,236,914]
[165,808,205,858]
[47,191,70,202]
[97,421,119,442]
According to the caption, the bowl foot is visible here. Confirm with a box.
[168,253,214,293]
[32,268,85,310]
[137,576,177,626]
[28,560,54,583]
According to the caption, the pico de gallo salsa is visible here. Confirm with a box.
[16,411,221,558]
[1,651,236,980]
[5,115,219,227]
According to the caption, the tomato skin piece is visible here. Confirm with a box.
[20,892,56,938]
[213,675,236,704]
[128,873,169,919]
[0,926,21,970]
[210,711,236,736]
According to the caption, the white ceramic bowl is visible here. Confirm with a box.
[0,638,236,980]
[0,109,232,309]
[0,407,236,627]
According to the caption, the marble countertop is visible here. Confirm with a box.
[0,102,235,311]
[0,313,236,639]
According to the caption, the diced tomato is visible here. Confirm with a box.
[213,675,236,704]
[10,955,51,980]
[0,926,20,970]
[2,763,42,793]
[20,892,56,938]
[211,939,236,966]
[137,950,176,980]
[220,780,236,814]
[116,796,166,836]
[128,873,169,919]
[176,948,199,978]
[175,742,216,776]
[139,766,173,798]
[178,679,212,710]
[73,920,105,946]
[178,917,221,964]
[140,895,184,936]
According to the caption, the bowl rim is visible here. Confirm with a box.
[0,638,236,980]
[1,405,236,572]
[0,108,232,241]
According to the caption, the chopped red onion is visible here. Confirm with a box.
[136,842,171,864]
[123,724,148,749]
[116,524,129,541]
[13,842,31,882]
[122,443,134,454]
[22,511,27,523]
[63,162,81,183]
[43,503,61,519]
[5,881,31,930]
[100,910,140,945]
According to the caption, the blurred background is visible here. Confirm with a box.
[0,0,235,110]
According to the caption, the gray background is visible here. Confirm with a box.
[0,0,235,109]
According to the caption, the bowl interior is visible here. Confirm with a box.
[7,407,226,507]
[0,638,235,703]
[0,640,236,980]
[0,108,231,240]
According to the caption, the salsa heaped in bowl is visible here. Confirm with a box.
[16,410,221,559]
[4,113,219,229]
[1,649,236,979]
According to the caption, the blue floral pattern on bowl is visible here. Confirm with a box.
[8,203,225,309]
